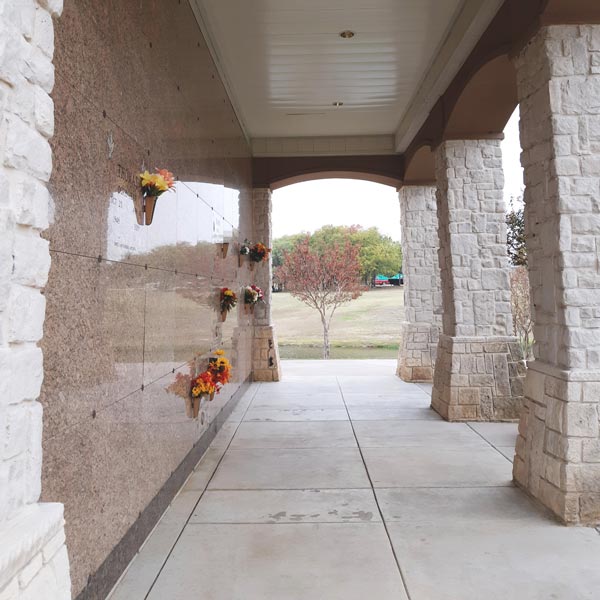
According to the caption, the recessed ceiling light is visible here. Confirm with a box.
[332,101,344,107]
[339,30,355,39]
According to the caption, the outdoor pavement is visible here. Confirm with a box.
[109,360,600,600]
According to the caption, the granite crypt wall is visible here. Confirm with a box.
[40,1,254,597]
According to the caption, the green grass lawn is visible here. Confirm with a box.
[272,287,404,359]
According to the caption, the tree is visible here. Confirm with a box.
[279,235,364,359]
[510,266,534,362]
[505,196,533,361]
[506,198,527,266]
[272,232,306,268]
[274,225,402,286]
[353,228,402,285]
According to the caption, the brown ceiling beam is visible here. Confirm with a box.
[252,155,404,190]
[543,0,600,24]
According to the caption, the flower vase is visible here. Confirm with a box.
[209,391,215,401]
[144,195,158,225]
[192,396,201,419]
[249,261,255,272]
[244,303,254,315]
[221,309,228,322]
[185,396,194,419]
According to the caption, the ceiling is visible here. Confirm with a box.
[191,0,504,154]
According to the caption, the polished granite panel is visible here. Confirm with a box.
[44,388,210,597]
[40,253,145,438]
[43,0,253,596]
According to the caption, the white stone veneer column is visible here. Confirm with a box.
[251,188,281,382]
[513,24,600,524]
[0,1,71,598]
[431,139,525,421]
[397,185,442,382]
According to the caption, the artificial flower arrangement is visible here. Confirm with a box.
[243,284,264,313]
[220,287,237,321]
[166,349,233,419]
[135,168,175,226]
[249,242,271,263]
[191,370,216,400]
[239,239,271,269]
[208,350,232,392]
[239,239,251,257]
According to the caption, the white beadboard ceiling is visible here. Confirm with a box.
[191,0,503,152]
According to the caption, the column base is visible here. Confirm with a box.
[0,503,71,599]
[397,322,439,383]
[513,362,600,525]
[431,334,525,421]
[252,325,281,382]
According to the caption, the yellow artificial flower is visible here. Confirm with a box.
[149,173,169,192]
[215,349,225,356]
[139,170,171,194]
[140,170,153,187]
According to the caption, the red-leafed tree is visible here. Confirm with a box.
[280,235,364,359]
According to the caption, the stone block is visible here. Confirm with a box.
[6,346,44,404]
[582,381,600,401]
[579,493,600,523]
[33,85,53,137]
[3,115,52,181]
[33,7,54,58]
[0,32,26,87]
[7,285,45,343]
[9,172,50,229]
[18,553,43,589]
[407,366,432,383]
[543,454,563,488]
[449,404,479,420]
[0,577,18,600]
[565,463,600,493]
[11,230,50,288]
[563,403,599,437]
[458,387,479,405]
[253,369,274,382]
[583,439,600,463]
[545,395,564,433]
[537,479,579,522]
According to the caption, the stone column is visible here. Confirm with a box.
[431,139,525,421]
[251,188,281,382]
[397,185,442,382]
[0,1,72,598]
[513,24,600,524]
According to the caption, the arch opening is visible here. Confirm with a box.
[271,170,402,191]
[271,178,404,361]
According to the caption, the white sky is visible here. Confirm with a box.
[272,109,524,242]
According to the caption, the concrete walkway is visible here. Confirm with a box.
[110,361,600,600]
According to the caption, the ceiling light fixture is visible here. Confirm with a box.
[332,101,344,107]
[339,30,355,39]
